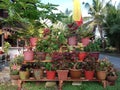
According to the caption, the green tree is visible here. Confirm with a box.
[103,3,120,52]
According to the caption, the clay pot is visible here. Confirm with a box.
[68,36,77,46]
[19,71,29,80]
[97,71,106,80]
[24,50,34,61]
[81,37,90,46]
[30,37,38,47]
[70,69,82,79]
[10,75,20,80]
[57,70,69,80]
[85,71,94,80]
[78,52,87,61]
[46,71,56,79]
[33,69,43,80]
[89,52,99,60]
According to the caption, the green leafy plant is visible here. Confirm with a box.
[45,62,57,71]
[96,58,111,71]
[3,41,11,54]
[84,40,101,52]
[83,54,96,71]
[10,69,19,75]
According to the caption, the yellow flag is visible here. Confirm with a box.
[73,0,83,26]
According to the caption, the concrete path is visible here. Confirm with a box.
[100,54,120,70]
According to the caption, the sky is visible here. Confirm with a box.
[41,0,119,17]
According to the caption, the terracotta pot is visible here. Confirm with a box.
[89,52,99,60]
[33,69,43,80]
[78,52,87,61]
[10,75,20,80]
[30,37,38,47]
[85,71,94,80]
[107,76,118,86]
[68,36,77,46]
[81,37,90,46]
[70,69,82,79]
[46,71,56,79]
[24,50,34,61]
[19,71,29,80]
[57,70,69,80]
[97,71,106,80]
[107,76,118,82]
[35,52,46,60]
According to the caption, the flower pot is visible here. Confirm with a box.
[30,37,38,47]
[35,52,46,60]
[46,71,56,79]
[33,69,43,80]
[97,71,106,80]
[24,50,34,61]
[78,52,87,61]
[107,76,118,82]
[68,36,77,46]
[107,76,118,85]
[57,70,69,80]
[89,52,99,60]
[70,69,82,79]
[10,75,20,80]
[81,37,90,46]
[85,71,94,80]
[19,71,29,80]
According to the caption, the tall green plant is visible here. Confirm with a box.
[103,3,120,52]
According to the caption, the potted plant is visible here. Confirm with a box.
[107,65,118,85]
[19,64,30,80]
[69,62,83,79]
[10,64,20,80]
[32,62,44,80]
[35,38,50,61]
[45,62,57,79]
[77,26,93,47]
[66,22,79,46]
[84,39,101,60]
[96,58,111,80]
[75,43,87,62]
[23,46,34,61]
[56,59,69,80]
[3,41,11,61]
[83,54,96,80]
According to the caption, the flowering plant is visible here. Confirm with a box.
[10,64,20,75]
[96,58,112,71]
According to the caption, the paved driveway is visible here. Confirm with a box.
[100,54,120,70]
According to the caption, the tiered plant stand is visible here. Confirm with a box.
[17,60,107,90]
[17,77,107,90]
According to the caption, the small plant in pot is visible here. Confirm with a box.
[83,54,96,80]
[56,59,69,80]
[19,64,30,80]
[45,62,57,79]
[69,62,83,79]
[107,65,118,85]
[10,64,20,80]
[35,38,51,61]
[76,43,87,62]
[84,39,101,60]
[32,61,44,80]
[96,58,111,80]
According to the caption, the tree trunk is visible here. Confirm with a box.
[98,25,105,50]
[115,42,120,53]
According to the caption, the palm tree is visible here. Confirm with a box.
[83,0,107,38]
[83,0,110,49]
[103,3,120,52]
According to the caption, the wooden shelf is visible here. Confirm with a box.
[21,77,100,82]
[23,60,52,64]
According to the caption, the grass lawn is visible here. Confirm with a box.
[0,72,120,90]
